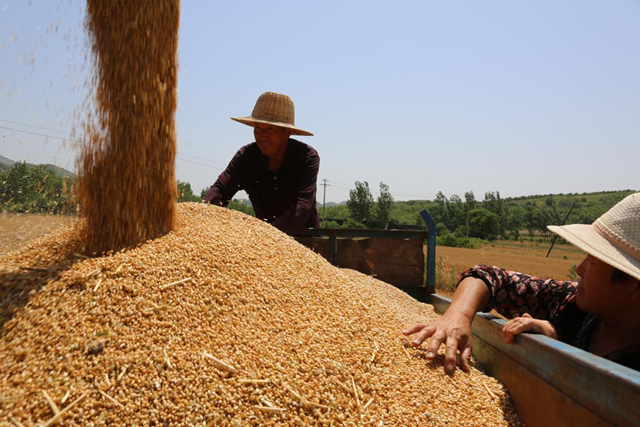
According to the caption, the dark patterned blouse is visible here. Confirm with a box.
[459,264,640,371]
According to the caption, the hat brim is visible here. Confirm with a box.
[548,224,640,282]
[230,116,314,136]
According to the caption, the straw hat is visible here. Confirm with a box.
[230,92,313,136]
[548,193,640,282]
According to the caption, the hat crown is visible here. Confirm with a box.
[251,92,295,126]
[594,193,640,259]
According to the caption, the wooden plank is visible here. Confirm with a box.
[338,238,424,287]
[428,294,640,427]
[292,226,436,293]
[294,236,426,287]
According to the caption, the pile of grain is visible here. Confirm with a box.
[0,204,520,426]
[78,0,180,253]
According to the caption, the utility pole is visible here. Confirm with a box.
[321,178,329,228]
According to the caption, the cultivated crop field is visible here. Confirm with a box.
[435,240,586,295]
[0,214,76,257]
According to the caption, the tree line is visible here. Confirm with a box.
[324,184,636,247]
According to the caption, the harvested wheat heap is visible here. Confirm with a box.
[0,204,520,426]
[78,0,180,253]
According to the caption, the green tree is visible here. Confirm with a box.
[0,162,75,214]
[431,191,448,227]
[484,191,504,236]
[347,181,374,225]
[343,218,366,229]
[447,194,465,232]
[463,191,476,238]
[375,182,394,228]
[227,199,255,216]
[176,180,201,202]
[469,208,500,239]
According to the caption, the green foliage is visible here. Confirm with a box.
[227,199,255,216]
[343,218,366,229]
[324,220,341,229]
[180,181,254,216]
[374,182,394,228]
[322,203,349,221]
[176,180,201,202]
[347,181,374,224]
[469,208,500,240]
[326,189,635,239]
[0,162,77,214]
[568,264,578,281]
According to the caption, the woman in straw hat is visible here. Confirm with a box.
[204,92,320,234]
[404,193,640,373]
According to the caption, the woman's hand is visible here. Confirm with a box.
[402,309,474,374]
[502,313,558,343]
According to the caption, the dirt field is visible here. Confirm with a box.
[0,213,76,257]
[435,240,585,295]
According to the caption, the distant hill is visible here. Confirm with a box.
[0,154,15,166]
[40,164,75,178]
[505,190,636,208]
[325,201,347,207]
[0,155,75,178]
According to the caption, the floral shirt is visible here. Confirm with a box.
[458,264,640,371]
[458,264,578,320]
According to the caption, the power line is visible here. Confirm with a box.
[0,124,77,142]
[1,121,438,199]
[0,118,73,135]
[0,119,230,169]
[176,156,223,171]
[178,151,227,166]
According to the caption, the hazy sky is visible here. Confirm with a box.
[1,1,639,203]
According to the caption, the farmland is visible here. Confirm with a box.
[434,239,585,296]
[0,214,76,257]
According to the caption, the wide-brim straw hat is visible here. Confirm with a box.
[231,92,313,136]
[548,193,640,282]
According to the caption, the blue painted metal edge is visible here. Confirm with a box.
[428,293,640,427]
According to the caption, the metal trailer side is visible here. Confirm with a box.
[430,294,640,427]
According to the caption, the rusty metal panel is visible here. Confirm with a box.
[338,237,425,287]
[294,235,426,287]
